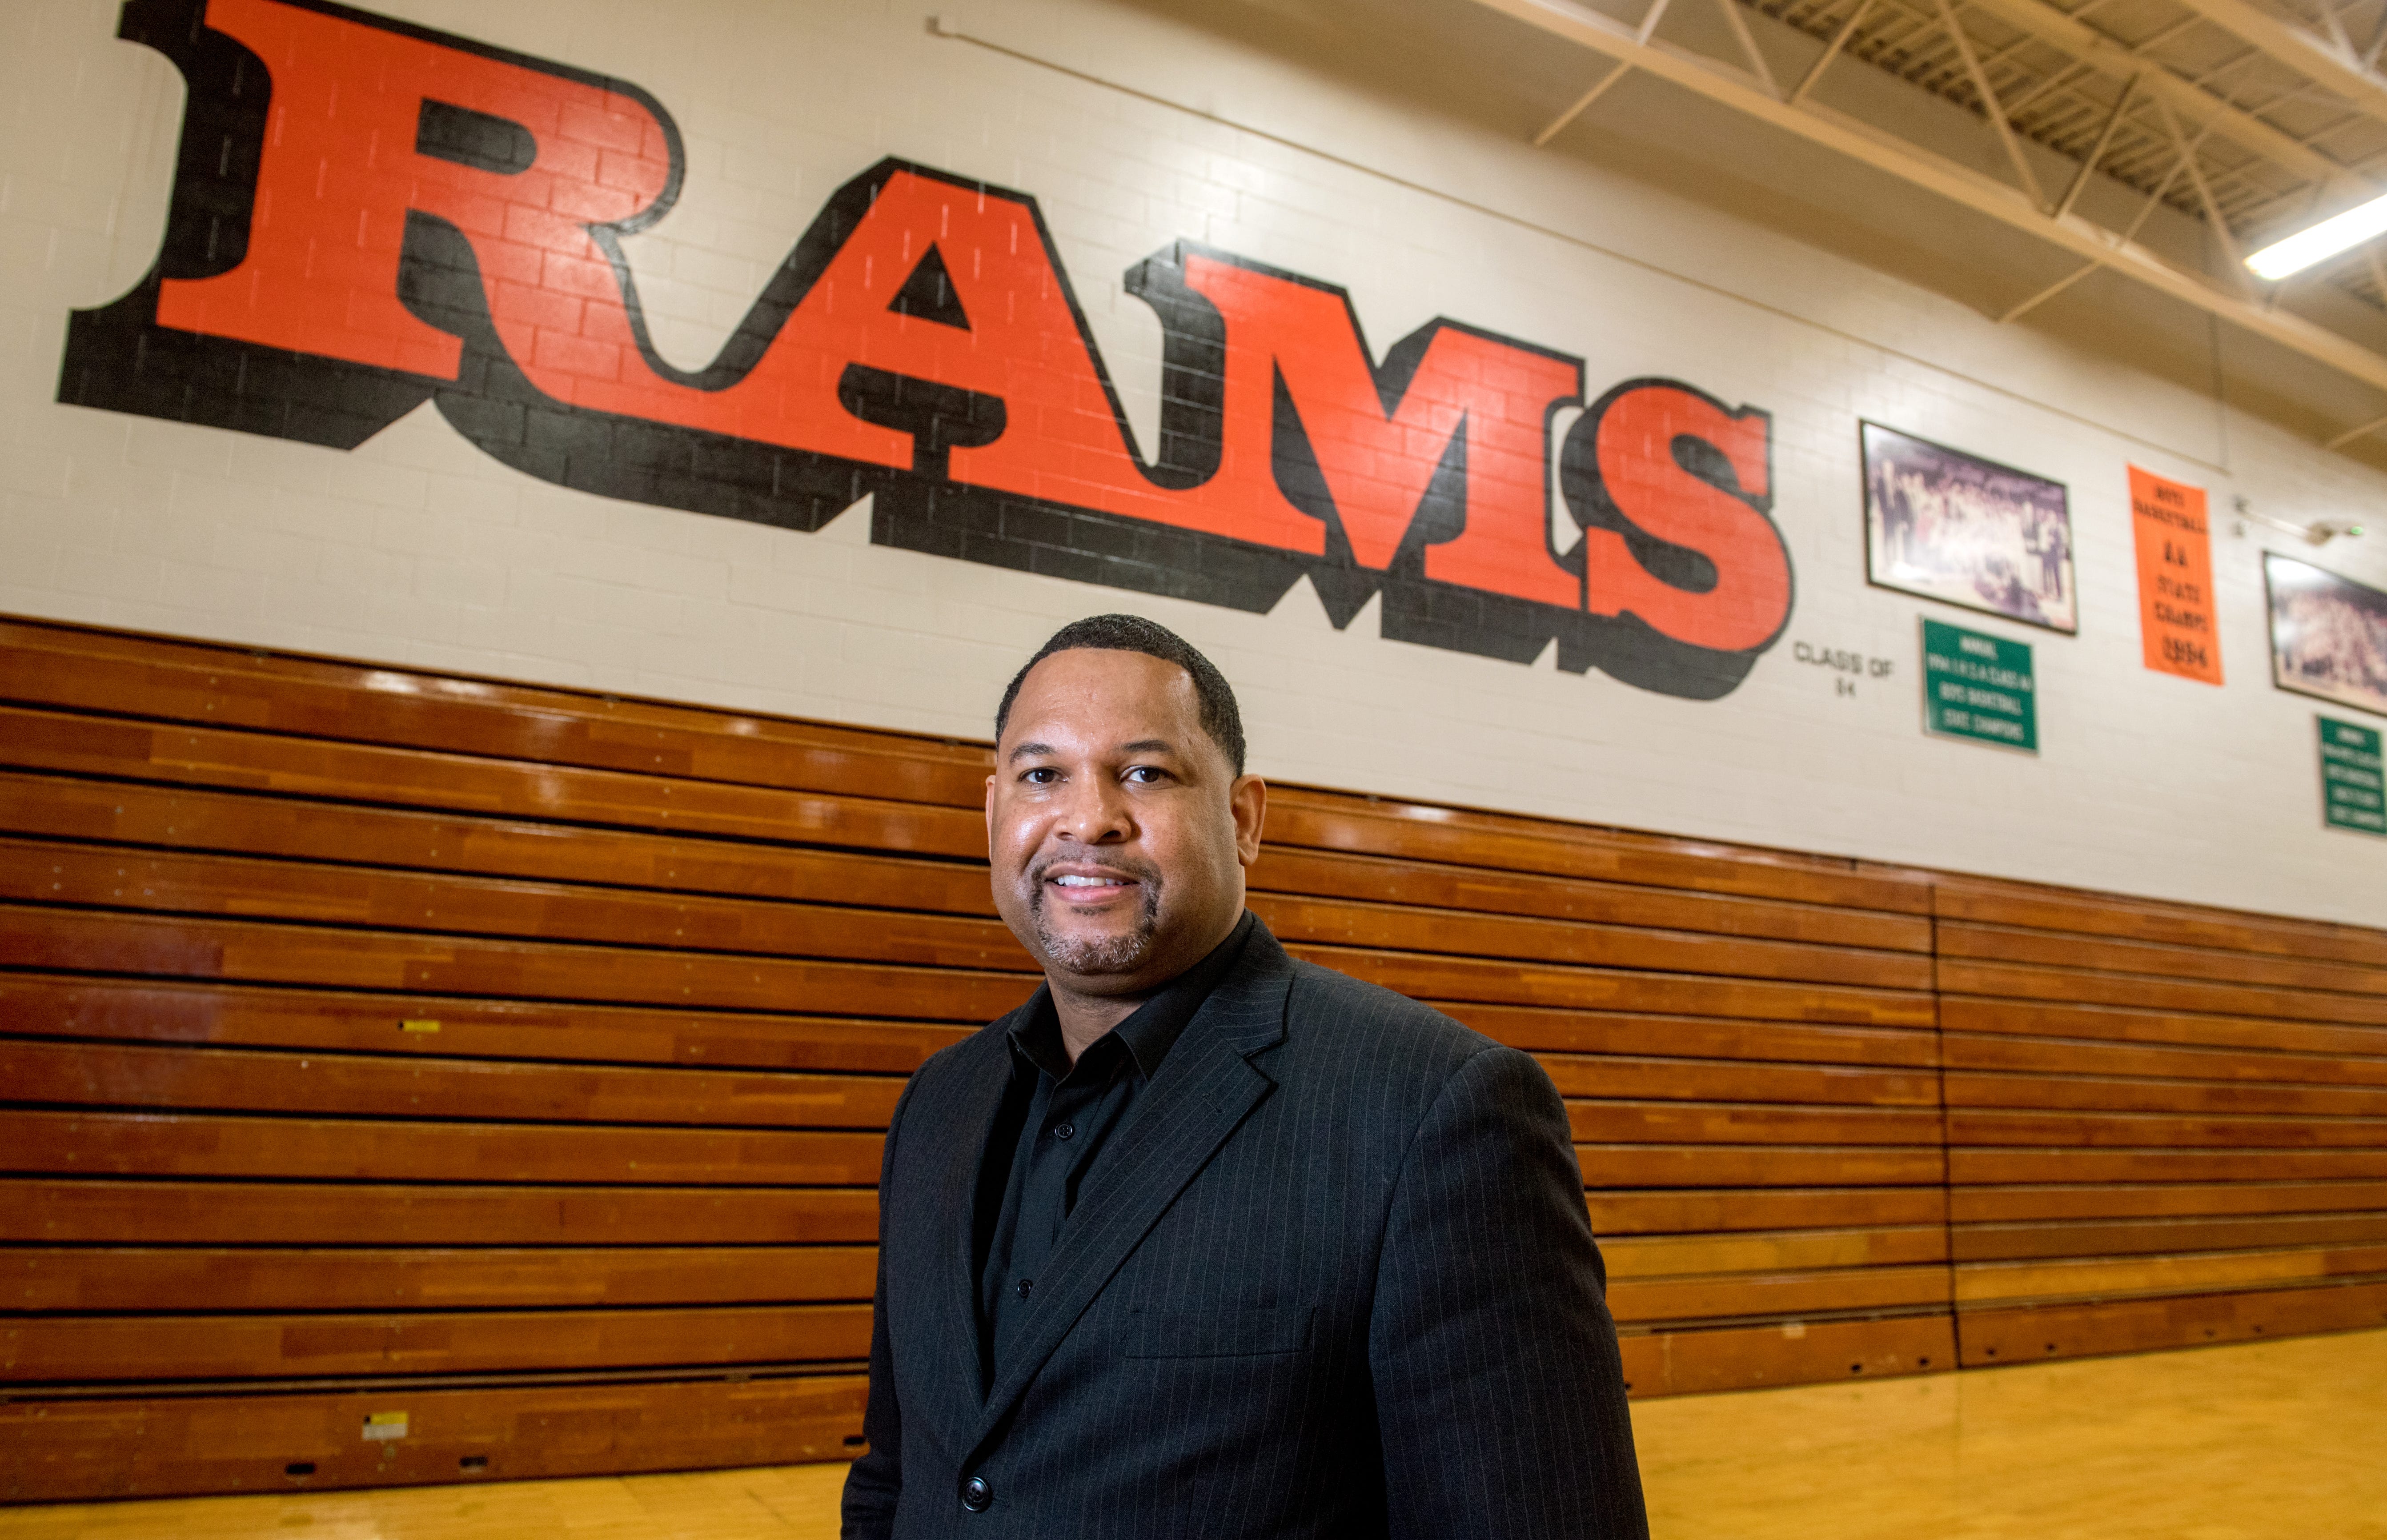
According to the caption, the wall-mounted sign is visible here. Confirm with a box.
[1864,422,2075,634]
[2128,466,2221,685]
[1922,617,2037,752]
[56,0,1796,701]
[2321,716,2387,836]
[2267,554,2387,717]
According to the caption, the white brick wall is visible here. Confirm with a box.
[3,0,2384,923]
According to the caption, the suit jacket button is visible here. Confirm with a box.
[960,1475,992,1512]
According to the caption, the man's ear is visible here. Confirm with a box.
[1230,774,1267,868]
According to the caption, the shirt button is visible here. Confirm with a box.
[1053,1122,1075,1140]
[960,1476,992,1512]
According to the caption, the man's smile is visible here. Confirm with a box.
[1043,866,1141,904]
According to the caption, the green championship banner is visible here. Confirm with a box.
[1922,618,2037,753]
[2320,716,2386,836]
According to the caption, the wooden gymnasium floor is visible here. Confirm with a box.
[4,1328,2382,1539]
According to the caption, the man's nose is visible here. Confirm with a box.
[1055,774,1131,843]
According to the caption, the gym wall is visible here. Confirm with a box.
[0,0,2383,923]
[3,0,2387,1508]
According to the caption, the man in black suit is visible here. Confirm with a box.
[843,614,1646,1539]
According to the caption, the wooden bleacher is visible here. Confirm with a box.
[1,615,2382,1501]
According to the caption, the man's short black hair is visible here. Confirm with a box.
[995,614,1247,774]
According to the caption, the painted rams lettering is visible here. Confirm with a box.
[59,0,1798,700]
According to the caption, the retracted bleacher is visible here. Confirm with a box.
[3,616,2381,1502]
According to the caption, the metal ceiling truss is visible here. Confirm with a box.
[1474,0,2387,449]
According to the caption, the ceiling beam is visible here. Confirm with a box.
[2004,118,2206,320]
[1473,0,2387,394]
[2162,0,2387,125]
[1791,0,1875,104]
[1937,0,2050,205]
[1955,0,2373,192]
[2054,70,2141,220]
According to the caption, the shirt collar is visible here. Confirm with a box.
[1007,910,1257,1082]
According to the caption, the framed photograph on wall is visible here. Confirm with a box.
[1863,422,2078,634]
[2267,552,2387,717]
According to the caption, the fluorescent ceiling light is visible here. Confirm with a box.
[2245,191,2387,281]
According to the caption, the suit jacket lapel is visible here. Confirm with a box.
[918,999,1033,1416]
[966,925,1296,1454]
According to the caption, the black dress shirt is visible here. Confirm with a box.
[974,911,1256,1385]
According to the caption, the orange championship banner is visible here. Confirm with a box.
[2128,465,2222,685]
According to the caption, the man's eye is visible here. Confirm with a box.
[1123,766,1169,785]
[1022,767,1060,785]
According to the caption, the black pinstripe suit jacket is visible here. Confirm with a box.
[842,918,1646,1539]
